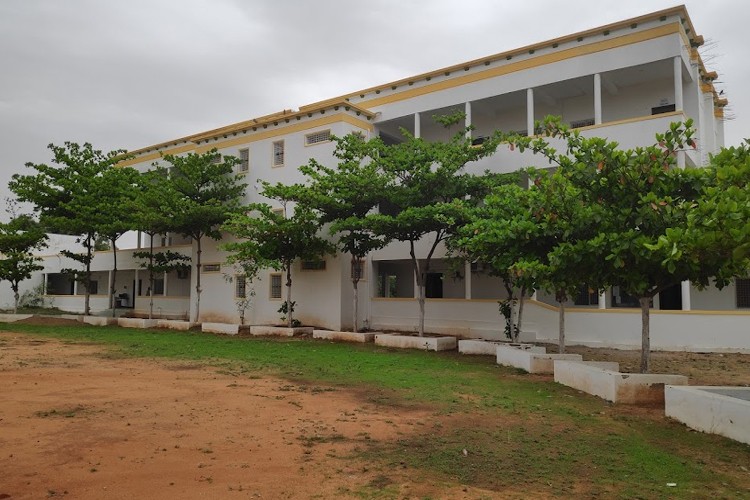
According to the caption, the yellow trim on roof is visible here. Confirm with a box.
[358,24,680,109]
[194,113,373,154]
[118,143,196,167]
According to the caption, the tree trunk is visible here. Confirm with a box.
[409,242,426,337]
[352,278,359,333]
[194,237,201,323]
[148,235,154,320]
[285,262,293,328]
[84,235,92,316]
[517,286,526,341]
[639,296,651,373]
[508,297,517,342]
[558,300,565,354]
[13,287,19,314]
[110,239,118,318]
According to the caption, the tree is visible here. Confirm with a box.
[132,250,191,319]
[92,165,140,316]
[297,133,388,332]
[0,216,48,313]
[506,117,749,372]
[130,169,185,319]
[363,114,503,336]
[9,142,125,315]
[158,149,246,323]
[222,183,335,328]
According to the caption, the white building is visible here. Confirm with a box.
[16,6,750,352]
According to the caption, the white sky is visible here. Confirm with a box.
[0,0,747,220]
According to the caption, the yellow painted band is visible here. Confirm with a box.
[194,113,373,154]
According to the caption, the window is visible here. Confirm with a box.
[351,259,366,281]
[89,281,99,295]
[270,273,282,299]
[177,268,189,279]
[570,118,595,129]
[153,278,165,295]
[305,129,331,146]
[202,263,221,273]
[235,275,247,299]
[271,207,285,218]
[736,278,750,308]
[272,140,284,167]
[574,285,599,306]
[238,148,249,172]
[301,259,326,271]
[651,104,676,115]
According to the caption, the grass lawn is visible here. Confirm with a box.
[2,322,749,498]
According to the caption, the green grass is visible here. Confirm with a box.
[4,323,750,498]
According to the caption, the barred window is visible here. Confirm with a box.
[736,278,750,308]
[570,118,595,129]
[238,148,249,172]
[301,259,326,271]
[270,273,282,299]
[202,263,221,273]
[305,130,331,146]
[272,140,284,167]
[235,275,247,298]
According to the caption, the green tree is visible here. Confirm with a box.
[223,183,335,328]
[363,115,503,336]
[132,250,191,319]
[9,142,125,315]
[0,216,48,313]
[507,117,749,372]
[130,169,185,319]
[158,149,246,322]
[297,133,388,332]
[93,165,140,316]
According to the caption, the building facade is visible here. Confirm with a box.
[11,6,749,351]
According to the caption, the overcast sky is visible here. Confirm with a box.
[1,0,747,219]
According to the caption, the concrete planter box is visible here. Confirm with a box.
[118,318,159,329]
[374,333,457,351]
[496,345,581,374]
[554,360,687,405]
[202,322,246,335]
[313,330,378,343]
[249,325,314,337]
[0,314,33,323]
[82,315,118,326]
[157,320,198,331]
[665,386,750,445]
[458,340,546,356]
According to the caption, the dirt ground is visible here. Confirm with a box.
[1,329,749,499]
[0,332,504,500]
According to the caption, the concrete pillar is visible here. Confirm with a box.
[108,270,113,299]
[681,280,691,311]
[137,231,142,250]
[464,261,472,300]
[526,88,535,135]
[465,101,472,140]
[599,290,607,310]
[163,271,169,296]
[594,73,602,125]
[42,273,47,295]
[674,56,683,111]
[531,290,538,301]
[677,150,686,168]
[414,112,421,139]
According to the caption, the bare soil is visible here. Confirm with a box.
[0,333,504,499]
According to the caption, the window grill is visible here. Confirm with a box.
[235,275,247,298]
[736,278,750,308]
[270,273,282,299]
[570,118,595,129]
[273,141,284,167]
[305,130,331,146]
[238,148,249,172]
